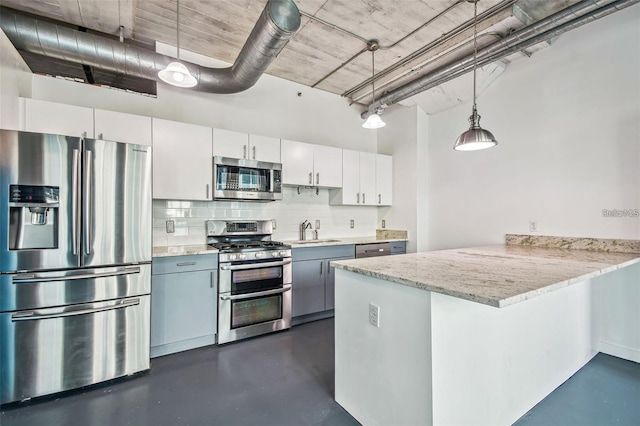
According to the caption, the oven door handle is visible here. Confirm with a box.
[220,286,291,301]
[220,259,292,271]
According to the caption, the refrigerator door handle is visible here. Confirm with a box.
[83,149,92,255]
[11,298,140,322]
[13,267,141,284]
[72,148,81,255]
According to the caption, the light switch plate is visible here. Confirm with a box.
[272,219,277,230]
[350,219,355,229]
[166,220,175,233]
[315,220,320,229]
[382,219,386,229]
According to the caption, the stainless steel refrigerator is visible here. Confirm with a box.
[0,130,152,404]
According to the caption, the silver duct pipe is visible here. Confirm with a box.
[362,0,638,118]
[0,0,300,94]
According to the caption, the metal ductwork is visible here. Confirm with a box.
[362,0,639,118]
[0,0,300,94]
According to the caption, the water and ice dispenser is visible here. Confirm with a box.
[8,185,60,250]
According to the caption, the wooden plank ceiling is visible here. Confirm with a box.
[2,0,582,107]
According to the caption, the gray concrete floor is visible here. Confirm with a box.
[2,318,639,425]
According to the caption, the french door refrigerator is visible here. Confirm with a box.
[0,130,152,404]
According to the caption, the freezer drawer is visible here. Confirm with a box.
[0,264,151,312]
[0,295,150,404]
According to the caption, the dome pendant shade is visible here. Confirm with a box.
[453,0,498,151]
[362,113,386,129]
[454,107,497,151]
[158,61,198,88]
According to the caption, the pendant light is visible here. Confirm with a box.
[453,0,497,151]
[158,0,197,88]
[362,41,385,129]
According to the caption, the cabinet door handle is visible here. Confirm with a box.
[206,184,210,198]
[320,261,323,275]
[357,193,360,204]
[309,172,312,184]
[378,194,381,204]
[252,146,256,159]
[210,271,215,288]
[316,173,319,185]
[362,193,366,204]
[243,145,247,159]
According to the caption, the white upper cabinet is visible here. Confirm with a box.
[313,144,342,188]
[249,134,281,163]
[375,154,393,206]
[281,139,342,188]
[330,151,392,206]
[212,128,249,159]
[152,118,213,201]
[213,129,280,163]
[340,149,360,204]
[19,98,94,138]
[94,109,152,146]
[359,152,376,206]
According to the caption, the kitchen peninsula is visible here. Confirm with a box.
[332,235,640,426]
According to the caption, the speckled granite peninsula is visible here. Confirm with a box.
[333,235,640,426]
[332,238,640,307]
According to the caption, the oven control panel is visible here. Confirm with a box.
[219,249,291,263]
[226,222,257,233]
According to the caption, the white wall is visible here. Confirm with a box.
[0,30,32,129]
[377,106,421,252]
[424,4,640,250]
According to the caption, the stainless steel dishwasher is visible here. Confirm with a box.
[355,242,392,258]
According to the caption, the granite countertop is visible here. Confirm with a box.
[152,245,218,258]
[284,236,407,248]
[332,239,640,308]
[153,230,409,257]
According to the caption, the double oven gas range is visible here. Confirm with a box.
[206,220,291,344]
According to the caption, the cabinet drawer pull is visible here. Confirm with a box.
[176,262,197,267]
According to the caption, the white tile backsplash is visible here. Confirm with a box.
[152,187,378,246]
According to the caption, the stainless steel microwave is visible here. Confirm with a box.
[213,156,282,202]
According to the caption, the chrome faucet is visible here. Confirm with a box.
[300,220,312,240]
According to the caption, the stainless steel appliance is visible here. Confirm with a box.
[0,130,152,404]
[207,219,291,344]
[213,156,282,202]
[355,242,392,258]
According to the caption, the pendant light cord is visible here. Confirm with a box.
[472,0,478,111]
[176,0,180,60]
[371,48,376,105]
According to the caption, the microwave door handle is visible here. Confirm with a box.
[11,298,140,322]
[220,287,291,301]
[220,259,292,271]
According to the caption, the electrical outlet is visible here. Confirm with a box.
[382,219,386,229]
[529,220,538,233]
[315,220,321,229]
[272,219,277,230]
[166,220,175,233]
[369,303,380,328]
[350,219,355,229]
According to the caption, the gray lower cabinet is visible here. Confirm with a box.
[292,245,355,318]
[390,241,407,254]
[151,254,218,358]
